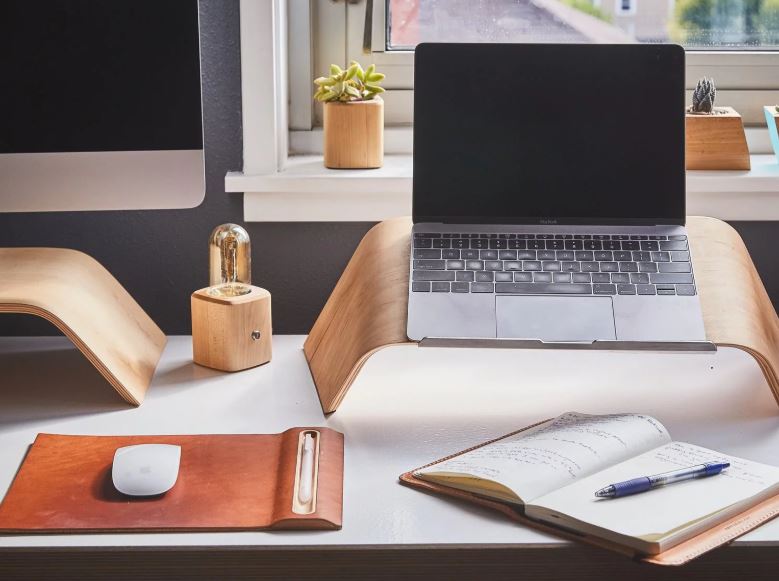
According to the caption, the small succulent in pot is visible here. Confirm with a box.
[690,77,716,114]
[314,61,385,103]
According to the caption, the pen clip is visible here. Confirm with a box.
[292,430,320,515]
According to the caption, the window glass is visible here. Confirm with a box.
[387,0,779,49]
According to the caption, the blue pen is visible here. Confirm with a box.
[594,461,730,498]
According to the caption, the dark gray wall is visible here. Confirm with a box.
[0,1,777,337]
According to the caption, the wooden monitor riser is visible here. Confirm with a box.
[0,248,166,406]
[304,216,779,414]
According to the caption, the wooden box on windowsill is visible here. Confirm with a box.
[685,106,750,171]
[323,98,384,169]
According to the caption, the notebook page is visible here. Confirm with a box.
[415,412,671,503]
[529,442,779,547]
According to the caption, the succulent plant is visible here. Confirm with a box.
[691,77,716,114]
[314,61,385,103]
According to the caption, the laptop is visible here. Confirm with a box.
[407,43,707,344]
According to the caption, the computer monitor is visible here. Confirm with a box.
[0,0,204,212]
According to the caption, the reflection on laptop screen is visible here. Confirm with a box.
[412,44,685,225]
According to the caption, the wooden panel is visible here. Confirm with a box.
[686,107,751,170]
[323,99,383,169]
[305,217,779,413]
[0,248,166,406]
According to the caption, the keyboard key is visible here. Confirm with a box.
[630,273,650,284]
[603,241,620,250]
[414,259,445,270]
[660,240,687,251]
[413,270,455,281]
[640,241,659,251]
[414,238,432,248]
[456,271,474,282]
[639,262,658,273]
[412,282,430,292]
[621,241,640,251]
[534,272,553,282]
[537,234,553,239]
[650,273,694,284]
[499,250,517,260]
[446,260,465,270]
[592,273,611,283]
[614,251,632,262]
[528,240,544,249]
[637,284,656,295]
[471,239,487,249]
[514,272,533,282]
[561,261,580,272]
[556,251,575,261]
[669,235,687,240]
[594,251,612,261]
[611,273,630,283]
[480,250,498,260]
[671,251,690,262]
[517,250,536,260]
[471,282,494,293]
[414,249,440,259]
[593,284,617,295]
[414,232,438,238]
[495,272,513,282]
[495,283,592,294]
[451,282,469,293]
[649,235,667,240]
[632,251,651,262]
[508,240,527,250]
[489,239,507,249]
[432,282,450,292]
[452,238,469,249]
[659,262,691,273]
[575,251,594,261]
[523,261,542,271]
[656,284,676,295]
[651,251,670,262]
[601,262,618,272]
[547,240,564,250]
[485,260,503,271]
[553,273,571,283]
[578,262,597,273]
[433,239,451,248]
[619,262,638,272]
[466,260,484,270]
[475,271,494,282]
[618,284,637,295]
[572,273,591,283]
[613,235,629,241]
[462,249,479,259]
[504,261,522,271]
[442,249,460,259]
[565,240,584,250]
[542,261,561,271]
[538,250,556,260]
[583,240,602,250]
[676,284,696,296]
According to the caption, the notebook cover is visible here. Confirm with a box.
[0,428,343,533]
[398,422,779,566]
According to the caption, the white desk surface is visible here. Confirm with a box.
[1,336,779,550]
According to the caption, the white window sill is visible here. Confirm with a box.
[226,154,779,222]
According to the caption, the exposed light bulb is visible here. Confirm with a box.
[208,223,251,297]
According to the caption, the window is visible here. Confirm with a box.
[300,0,779,130]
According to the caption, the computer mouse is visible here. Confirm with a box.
[111,444,181,497]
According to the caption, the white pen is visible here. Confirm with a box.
[298,433,315,504]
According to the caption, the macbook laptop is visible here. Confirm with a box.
[407,43,707,344]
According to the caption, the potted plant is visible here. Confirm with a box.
[314,61,385,169]
[765,105,779,163]
[685,77,750,170]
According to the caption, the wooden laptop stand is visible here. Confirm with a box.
[0,248,166,406]
[304,216,779,413]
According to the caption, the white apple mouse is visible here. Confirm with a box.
[112,444,181,497]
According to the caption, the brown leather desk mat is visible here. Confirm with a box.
[399,421,779,566]
[0,428,343,533]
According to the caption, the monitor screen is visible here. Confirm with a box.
[0,0,204,212]
[412,43,686,226]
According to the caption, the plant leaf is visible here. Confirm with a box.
[345,64,359,80]
[367,72,385,82]
[365,64,376,78]
[345,84,361,99]
[329,64,342,76]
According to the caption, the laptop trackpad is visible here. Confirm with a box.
[496,296,616,342]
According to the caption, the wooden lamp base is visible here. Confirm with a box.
[191,286,272,372]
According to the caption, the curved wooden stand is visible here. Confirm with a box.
[305,216,779,413]
[0,248,166,406]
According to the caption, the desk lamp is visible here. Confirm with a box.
[191,224,272,371]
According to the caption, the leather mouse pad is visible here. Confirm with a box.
[0,429,343,533]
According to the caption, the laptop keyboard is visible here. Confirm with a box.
[412,233,695,296]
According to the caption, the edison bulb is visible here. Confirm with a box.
[208,223,251,297]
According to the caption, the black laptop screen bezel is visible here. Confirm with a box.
[411,43,686,227]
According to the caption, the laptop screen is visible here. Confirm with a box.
[412,44,685,226]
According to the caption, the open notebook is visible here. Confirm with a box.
[411,413,779,555]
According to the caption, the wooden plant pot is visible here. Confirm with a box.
[765,106,779,163]
[323,98,384,169]
[686,106,750,171]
